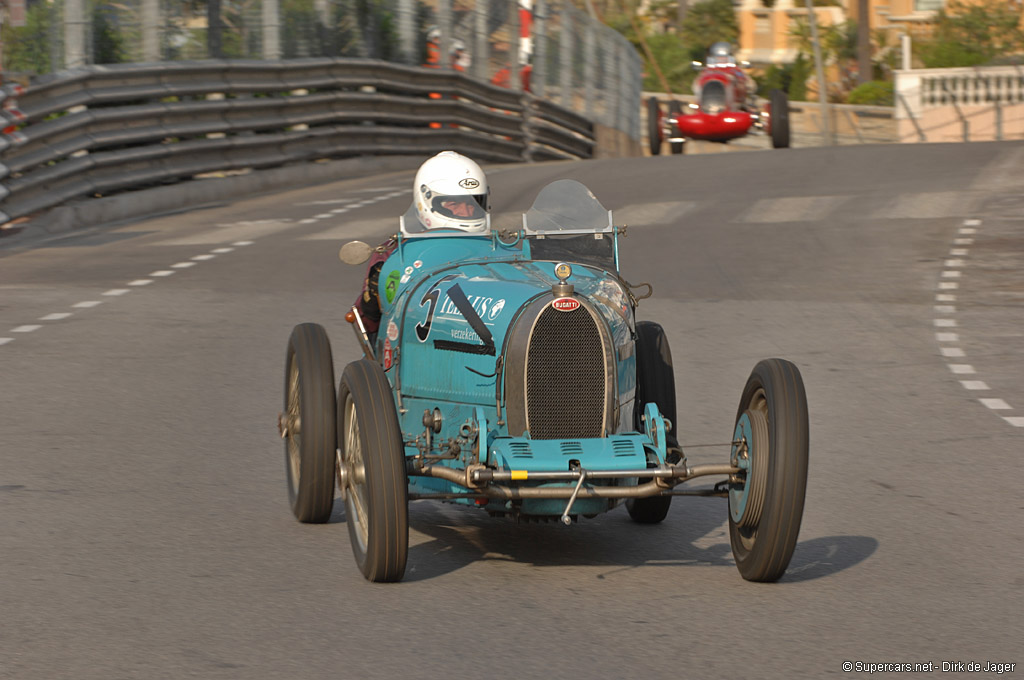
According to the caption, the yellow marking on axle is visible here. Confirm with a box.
[511,470,528,480]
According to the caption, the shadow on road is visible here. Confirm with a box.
[324,496,877,583]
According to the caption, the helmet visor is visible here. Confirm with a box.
[431,194,488,222]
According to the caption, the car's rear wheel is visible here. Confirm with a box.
[337,359,408,583]
[668,101,684,155]
[283,323,337,523]
[728,358,808,582]
[770,89,790,149]
[647,96,663,156]
[626,321,676,524]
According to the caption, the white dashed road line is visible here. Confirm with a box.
[12,325,42,333]
[150,270,175,277]
[40,313,72,321]
[103,289,130,296]
[0,337,12,345]
[129,279,153,286]
[935,218,1023,427]
[73,301,103,309]
[172,262,196,269]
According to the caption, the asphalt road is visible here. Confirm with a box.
[2,141,1023,679]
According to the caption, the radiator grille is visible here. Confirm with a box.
[701,80,727,113]
[526,305,606,439]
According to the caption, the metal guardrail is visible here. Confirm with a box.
[0,58,596,226]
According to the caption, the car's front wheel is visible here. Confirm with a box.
[283,323,337,523]
[337,359,408,583]
[626,321,676,524]
[728,358,808,582]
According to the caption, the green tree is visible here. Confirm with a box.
[2,1,54,75]
[915,0,1024,67]
[93,4,127,64]
[679,0,739,61]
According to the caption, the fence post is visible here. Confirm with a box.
[64,0,87,67]
[559,6,572,107]
[532,0,547,97]
[397,0,417,65]
[583,17,595,120]
[262,0,281,60]
[142,0,160,61]
[473,0,490,81]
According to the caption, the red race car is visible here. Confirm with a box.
[648,42,790,154]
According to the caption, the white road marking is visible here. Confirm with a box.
[936,332,959,342]
[315,213,333,219]
[960,380,989,390]
[941,270,961,278]
[1004,417,1024,427]
[980,398,1011,410]
[154,224,289,246]
[73,301,103,308]
[0,337,12,345]
[617,201,698,226]
[331,208,350,214]
[881,192,972,219]
[742,195,847,223]
[12,325,42,333]
[938,281,959,290]
[171,262,196,269]
[963,219,981,226]
[150,270,175,277]
[936,294,956,302]
[299,218,318,224]
[191,254,215,261]
[301,216,398,241]
[211,247,235,254]
[934,305,955,313]
[103,289,130,296]
[954,238,974,245]
[233,241,254,246]
[40,313,72,321]
[940,347,965,357]
[950,248,968,256]
[934,319,957,327]
[944,259,965,267]
[959,227,977,235]
[949,364,975,374]
[128,279,153,286]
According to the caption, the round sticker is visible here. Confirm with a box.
[404,266,414,275]
[384,270,400,304]
[413,260,423,269]
[386,320,399,341]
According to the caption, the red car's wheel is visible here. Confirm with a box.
[770,89,790,149]
[668,101,684,155]
[647,96,663,156]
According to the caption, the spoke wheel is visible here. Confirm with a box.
[728,358,808,582]
[338,359,408,583]
[283,323,337,523]
[626,321,676,524]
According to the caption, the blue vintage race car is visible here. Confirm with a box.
[280,179,809,583]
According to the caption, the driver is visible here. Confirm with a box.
[353,151,491,339]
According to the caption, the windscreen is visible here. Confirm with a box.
[523,179,612,234]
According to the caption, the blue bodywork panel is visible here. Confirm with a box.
[362,192,665,516]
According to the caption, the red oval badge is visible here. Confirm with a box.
[551,297,580,312]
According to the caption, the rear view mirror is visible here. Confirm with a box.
[339,240,372,265]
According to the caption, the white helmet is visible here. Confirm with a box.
[407,151,490,235]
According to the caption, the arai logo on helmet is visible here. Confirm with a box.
[551,297,580,312]
[459,178,480,190]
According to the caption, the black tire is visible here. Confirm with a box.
[647,96,662,156]
[770,89,790,149]
[728,358,808,582]
[283,323,337,523]
[668,101,684,155]
[337,359,408,582]
[626,321,676,524]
